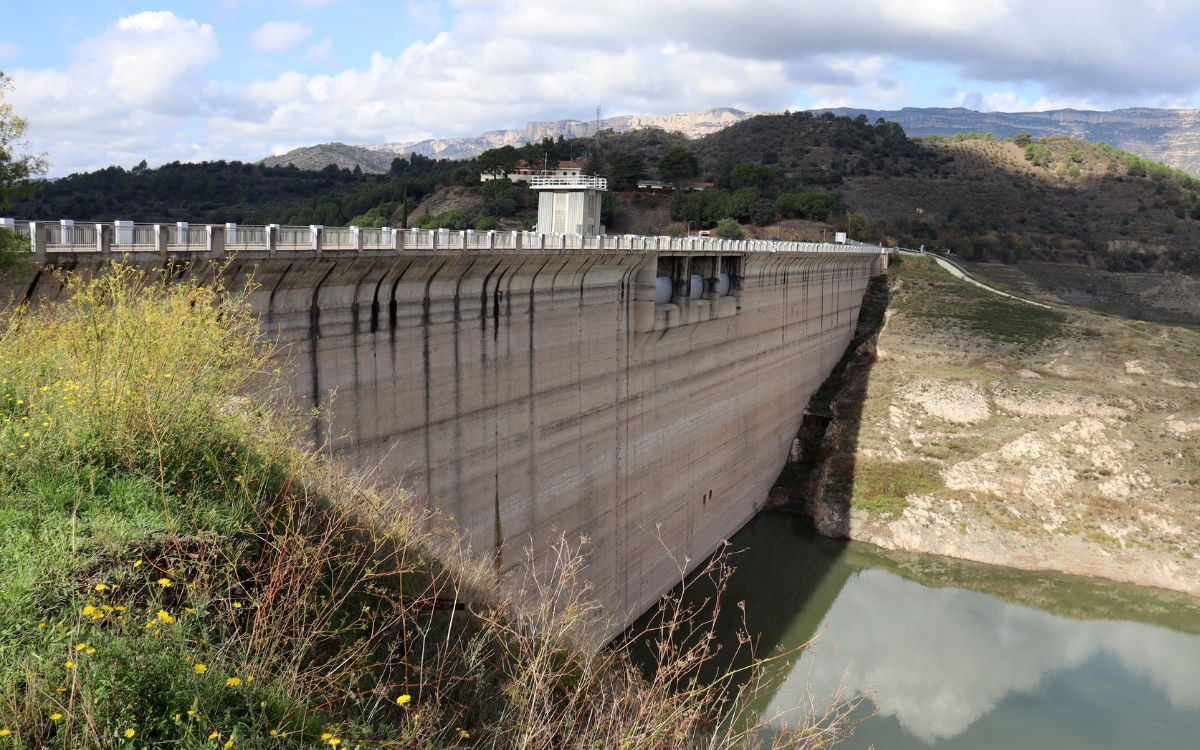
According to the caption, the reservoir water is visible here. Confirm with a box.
[666,512,1200,748]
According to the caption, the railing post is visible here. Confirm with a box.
[488,230,496,250]
[310,225,323,255]
[30,221,46,263]
[267,224,278,256]
[98,223,111,259]
[430,228,439,251]
[350,225,362,255]
[394,227,404,253]
[512,230,521,251]
[114,220,133,246]
[154,224,167,256]
[208,225,225,258]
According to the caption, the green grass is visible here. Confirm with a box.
[850,459,945,519]
[892,255,1067,346]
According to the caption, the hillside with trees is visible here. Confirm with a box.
[9,112,1200,277]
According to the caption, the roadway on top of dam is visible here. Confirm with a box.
[3,219,885,261]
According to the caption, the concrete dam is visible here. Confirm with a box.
[7,221,885,637]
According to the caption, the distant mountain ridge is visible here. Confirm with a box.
[260,106,1200,177]
[820,107,1200,176]
[260,108,755,172]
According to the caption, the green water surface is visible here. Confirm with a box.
[668,512,1200,749]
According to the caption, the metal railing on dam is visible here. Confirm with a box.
[0,218,884,260]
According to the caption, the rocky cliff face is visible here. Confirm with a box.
[823,107,1200,176]
[260,108,753,172]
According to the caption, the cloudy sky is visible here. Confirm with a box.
[3,0,1200,175]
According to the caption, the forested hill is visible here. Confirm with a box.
[8,111,1200,273]
[7,155,473,227]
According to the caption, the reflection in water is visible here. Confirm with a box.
[669,513,1200,749]
[771,569,1200,744]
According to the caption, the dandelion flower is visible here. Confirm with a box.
[395,694,411,707]
[94,583,109,592]
[157,578,172,588]
[225,677,241,687]
[133,560,142,568]
[124,728,136,739]
[156,609,175,625]
[328,739,341,747]
[187,710,196,717]
[269,729,278,737]
[75,643,86,652]
[85,647,95,655]
[38,622,46,630]
[194,663,207,674]
[208,731,219,740]
[49,713,63,722]
[224,741,234,749]
[458,728,470,739]
[64,661,75,670]
[0,728,10,737]
[321,734,333,741]
[231,602,242,609]
[245,675,254,684]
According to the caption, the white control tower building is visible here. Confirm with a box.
[531,174,607,237]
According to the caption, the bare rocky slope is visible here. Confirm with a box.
[785,253,1200,597]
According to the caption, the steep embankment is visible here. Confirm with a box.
[788,254,1200,596]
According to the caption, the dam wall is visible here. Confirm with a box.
[11,240,881,637]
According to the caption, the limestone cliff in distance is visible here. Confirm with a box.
[262,106,1200,177]
[823,107,1200,176]
[260,108,754,172]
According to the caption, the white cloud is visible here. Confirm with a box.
[8,0,1200,176]
[250,21,312,53]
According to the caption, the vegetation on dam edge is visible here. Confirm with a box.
[0,264,855,749]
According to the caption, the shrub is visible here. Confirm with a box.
[715,218,743,239]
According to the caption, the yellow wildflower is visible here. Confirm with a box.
[49,713,63,722]
[124,728,136,739]
[85,647,95,655]
[194,663,207,674]
[458,728,470,739]
[38,622,46,630]
[187,710,197,717]
[395,694,411,707]
[64,661,75,670]
[269,729,278,737]
[156,609,175,625]
[0,728,9,737]
[133,560,142,568]
[94,583,110,592]
[157,577,172,588]
[208,731,219,740]
[328,739,341,747]
[321,734,333,741]
[231,602,241,609]
[75,643,86,652]
[224,741,234,749]
[226,677,241,687]
[245,675,254,684]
